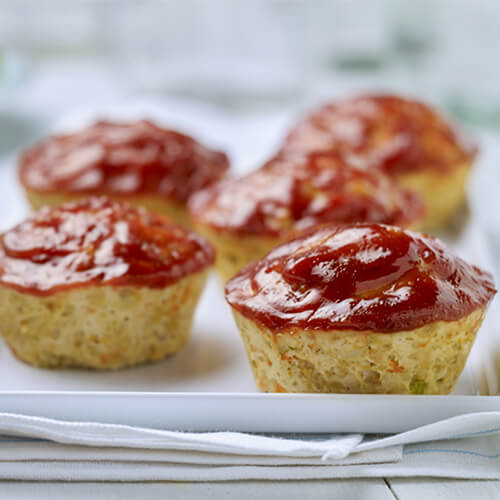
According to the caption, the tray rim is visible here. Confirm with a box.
[1,391,499,433]
[0,390,499,398]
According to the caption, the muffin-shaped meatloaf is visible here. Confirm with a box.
[226,223,495,394]
[282,94,477,230]
[0,197,214,369]
[190,151,424,283]
[19,120,229,227]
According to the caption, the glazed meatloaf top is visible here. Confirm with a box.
[226,223,496,332]
[19,120,229,203]
[282,94,476,175]
[0,197,214,296]
[189,151,424,237]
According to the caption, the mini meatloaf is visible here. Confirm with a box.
[282,94,477,230]
[189,151,424,283]
[225,223,496,394]
[0,197,214,369]
[18,119,229,227]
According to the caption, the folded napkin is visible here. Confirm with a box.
[0,411,499,481]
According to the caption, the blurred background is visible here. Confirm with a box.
[0,0,499,260]
[1,0,499,117]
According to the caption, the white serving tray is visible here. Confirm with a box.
[0,100,498,433]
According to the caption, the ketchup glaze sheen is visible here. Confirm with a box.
[225,223,496,333]
[19,120,229,202]
[0,197,215,296]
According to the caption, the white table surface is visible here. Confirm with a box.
[1,479,500,499]
[1,58,499,498]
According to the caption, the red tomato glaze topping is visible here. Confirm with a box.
[0,197,214,296]
[282,94,476,175]
[225,223,496,332]
[19,120,229,202]
[189,151,424,236]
